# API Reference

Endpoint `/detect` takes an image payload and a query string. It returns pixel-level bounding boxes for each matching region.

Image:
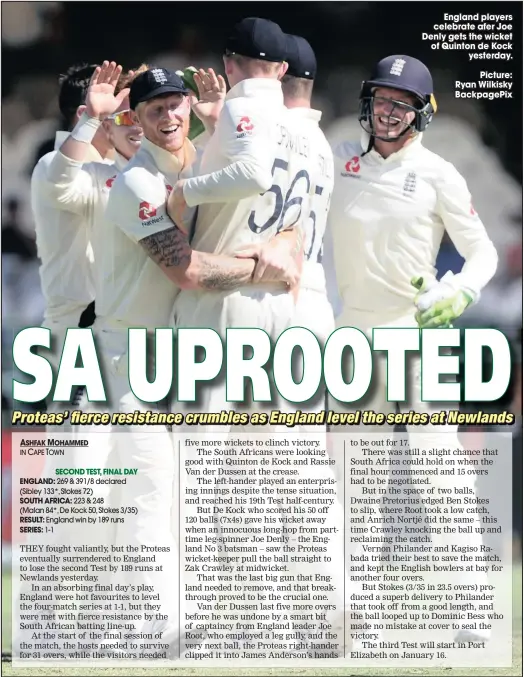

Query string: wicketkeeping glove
[176,67,206,141]
[411,271,474,329]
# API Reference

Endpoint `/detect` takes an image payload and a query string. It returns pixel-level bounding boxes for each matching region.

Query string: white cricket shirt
[329,131,498,322]
[103,137,196,328]
[31,132,109,326]
[43,147,131,323]
[285,107,334,295]
[183,78,307,255]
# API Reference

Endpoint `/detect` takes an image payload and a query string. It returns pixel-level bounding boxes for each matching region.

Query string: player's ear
[223,56,233,76]
[75,104,87,121]
[278,61,289,80]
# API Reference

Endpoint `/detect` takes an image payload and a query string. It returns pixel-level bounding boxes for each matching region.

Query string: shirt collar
[54,131,108,163]
[114,152,129,172]
[286,107,322,124]
[226,78,283,104]
[140,136,196,175]
[360,130,423,161]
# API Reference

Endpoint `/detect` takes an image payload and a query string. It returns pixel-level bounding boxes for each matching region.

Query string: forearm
[56,113,102,163]
[189,252,255,290]
[139,226,255,291]
[183,161,272,207]
[47,151,84,190]
[438,171,499,300]
[454,240,498,298]
[41,150,95,213]
[45,114,101,209]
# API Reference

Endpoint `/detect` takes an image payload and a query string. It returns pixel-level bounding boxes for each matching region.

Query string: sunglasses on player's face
[106,110,135,126]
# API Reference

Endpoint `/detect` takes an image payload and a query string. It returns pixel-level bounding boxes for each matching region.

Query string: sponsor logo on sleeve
[139,202,157,220]
[341,156,361,178]
[236,116,254,137]
[138,201,165,226]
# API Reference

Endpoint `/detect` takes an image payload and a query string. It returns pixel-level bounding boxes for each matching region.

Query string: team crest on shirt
[105,175,117,189]
[139,201,157,220]
[236,116,254,137]
[341,156,361,178]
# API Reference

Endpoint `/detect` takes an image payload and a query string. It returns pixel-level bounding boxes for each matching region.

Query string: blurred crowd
[1,2,522,417]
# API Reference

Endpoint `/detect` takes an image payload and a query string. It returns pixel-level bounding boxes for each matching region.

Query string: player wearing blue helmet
[328,55,498,649]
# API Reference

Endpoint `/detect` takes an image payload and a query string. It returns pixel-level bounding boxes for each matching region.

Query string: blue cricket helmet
[359,55,438,140]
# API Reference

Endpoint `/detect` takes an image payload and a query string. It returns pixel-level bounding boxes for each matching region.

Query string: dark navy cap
[129,68,188,110]
[285,34,316,80]
[225,17,287,63]
[363,55,433,103]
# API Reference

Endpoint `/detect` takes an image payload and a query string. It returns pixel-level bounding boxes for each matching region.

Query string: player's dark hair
[58,63,98,128]
[281,74,314,101]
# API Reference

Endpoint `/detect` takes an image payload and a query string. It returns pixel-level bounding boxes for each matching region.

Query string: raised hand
[189,68,227,131]
[85,61,130,120]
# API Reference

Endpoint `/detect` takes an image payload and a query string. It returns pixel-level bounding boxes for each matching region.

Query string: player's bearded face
[371,87,417,140]
[137,94,190,152]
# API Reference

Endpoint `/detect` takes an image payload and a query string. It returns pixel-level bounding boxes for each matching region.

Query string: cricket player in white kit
[38,59,144,553]
[280,34,335,415]
[31,63,112,373]
[278,38,351,653]
[328,55,498,644]
[100,67,299,654]
[168,18,309,417]
[44,62,143,311]
[15,64,130,659]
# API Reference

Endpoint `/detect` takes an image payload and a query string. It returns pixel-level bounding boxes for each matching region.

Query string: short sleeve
[105,165,173,243]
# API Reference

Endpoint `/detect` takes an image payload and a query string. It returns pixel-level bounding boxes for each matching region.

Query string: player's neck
[170,146,186,166]
[285,98,311,109]
[374,135,414,159]
[174,147,185,165]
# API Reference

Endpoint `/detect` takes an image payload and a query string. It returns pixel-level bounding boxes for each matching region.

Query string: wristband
[71,112,102,144]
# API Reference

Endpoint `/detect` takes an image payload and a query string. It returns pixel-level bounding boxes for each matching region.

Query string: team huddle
[31,16,497,426]
[26,15,498,658]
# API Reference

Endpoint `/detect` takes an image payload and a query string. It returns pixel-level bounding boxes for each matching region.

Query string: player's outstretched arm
[138,225,253,290]
[57,61,130,163]
[106,161,295,290]
[138,226,296,291]
[44,61,130,215]
[436,166,498,299]
[174,101,273,211]
[411,166,499,329]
